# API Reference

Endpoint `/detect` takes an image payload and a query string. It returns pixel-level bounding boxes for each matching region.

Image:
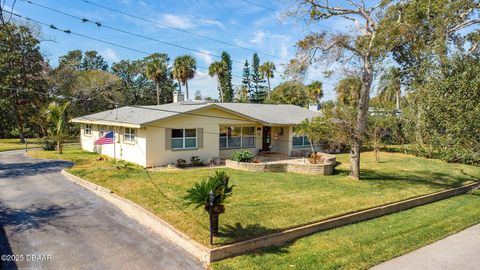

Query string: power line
[6,11,248,79]
[239,0,277,12]
[78,0,287,61]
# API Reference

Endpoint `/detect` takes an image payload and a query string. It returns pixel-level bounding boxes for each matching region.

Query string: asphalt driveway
[0,150,204,270]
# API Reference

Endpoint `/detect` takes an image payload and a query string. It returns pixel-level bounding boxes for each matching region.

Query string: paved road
[0,150,204,270]
[371,223,480,270]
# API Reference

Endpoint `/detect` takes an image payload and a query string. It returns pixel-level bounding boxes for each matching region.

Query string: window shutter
[165,128,172,150]
[197,128,204,149]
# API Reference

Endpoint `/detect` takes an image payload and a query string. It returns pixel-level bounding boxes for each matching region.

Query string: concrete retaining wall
[62,169,479,264]
[225,158,335,175]
[61,170,211,264]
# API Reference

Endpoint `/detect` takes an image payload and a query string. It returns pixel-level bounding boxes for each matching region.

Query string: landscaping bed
[27,147,480,247]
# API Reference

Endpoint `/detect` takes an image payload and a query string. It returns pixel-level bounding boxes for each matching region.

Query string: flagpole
[114,103,118,167]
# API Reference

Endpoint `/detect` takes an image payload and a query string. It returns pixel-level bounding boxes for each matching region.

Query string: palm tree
[208,61,226,102]
[173,55,197,100]
[259,61,276,96]
[335,75,362,106]
[184,171,234,236]
[46,101,70,154]
[145,53,169,105]
[378,67,401,111]
[294,117,331,163]
[306,81,323,104]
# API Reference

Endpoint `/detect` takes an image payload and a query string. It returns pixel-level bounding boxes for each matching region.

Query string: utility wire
[78,0,287,61]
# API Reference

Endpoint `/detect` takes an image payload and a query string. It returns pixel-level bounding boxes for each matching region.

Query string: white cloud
[250,31,266,45]
[102,48,119,62]
[195,49,214,66]
[159,14,195,29]
[199,19,225,29]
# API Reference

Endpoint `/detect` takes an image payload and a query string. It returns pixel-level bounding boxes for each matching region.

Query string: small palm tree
[145,53,169,105]
[259,61,276,96]
[208,61,226,102]
[184,171,234,236]
[173,55,197,100]
[295,117,331,163]
[46,101,70,154]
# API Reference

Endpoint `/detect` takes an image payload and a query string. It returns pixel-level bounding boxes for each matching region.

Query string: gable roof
[71,101,321,127]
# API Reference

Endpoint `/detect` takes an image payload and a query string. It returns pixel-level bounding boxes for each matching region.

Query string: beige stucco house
[71,99,322,167]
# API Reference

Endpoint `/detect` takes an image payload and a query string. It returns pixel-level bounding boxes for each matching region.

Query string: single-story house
[71,94,323,167]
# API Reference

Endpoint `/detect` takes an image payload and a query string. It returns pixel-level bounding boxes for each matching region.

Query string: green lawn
[212,192,480,270]
[0,138,42,152]
[27,147,480,247]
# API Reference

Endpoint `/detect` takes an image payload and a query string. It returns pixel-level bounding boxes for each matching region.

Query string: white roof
[71,101,321,126]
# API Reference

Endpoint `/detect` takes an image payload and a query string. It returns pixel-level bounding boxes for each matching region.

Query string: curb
[61,169,479,263]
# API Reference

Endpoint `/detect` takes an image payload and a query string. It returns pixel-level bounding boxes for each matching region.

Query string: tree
[81,50,108,71]
[287,1,406,179]
[145,53,170,105]
[366,114,396,162]
[234,85,249,103]
[194,90,202,100]
[219,52,234,102]
[58,50,83,70]
[45,101,70,154]
[268,80,310,107]
[259,61,276,97]
[294,117,331,163]
[111,59,157,105]
[335,76,361,106]
[0,23,48,142]
[250,53,267,103]
[241,60,252,100]
[306,80,323,104]
[184,171,234,236]
[208,61,226,102]
[173,55,197,101]
[378,67,401,111]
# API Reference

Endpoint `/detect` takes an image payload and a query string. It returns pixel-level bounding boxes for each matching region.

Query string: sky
[6,0,358,101]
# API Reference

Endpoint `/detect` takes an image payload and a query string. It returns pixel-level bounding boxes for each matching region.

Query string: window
[220,126,256,148]
[124,128,136,143]
[99,125,107,137]
[292,128,310,147]
[84,124,92,136]
[172,128,197,149]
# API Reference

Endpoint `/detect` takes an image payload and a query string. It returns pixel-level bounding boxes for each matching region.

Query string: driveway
[371,223,480,270]
[0,150,204,270]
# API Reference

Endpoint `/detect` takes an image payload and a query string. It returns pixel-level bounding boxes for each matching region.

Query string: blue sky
[8,0,356,100]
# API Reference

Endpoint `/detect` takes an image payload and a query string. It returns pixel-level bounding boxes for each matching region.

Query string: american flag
[95,131,114,145]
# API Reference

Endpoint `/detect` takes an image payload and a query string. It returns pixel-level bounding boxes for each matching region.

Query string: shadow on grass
[218,222,282,244]
[360,169,476,189]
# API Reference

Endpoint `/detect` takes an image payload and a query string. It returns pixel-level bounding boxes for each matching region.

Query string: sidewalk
[371,223,480,270]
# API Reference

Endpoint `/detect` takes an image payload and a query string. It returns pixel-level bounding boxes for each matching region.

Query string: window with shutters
[171,128,197,149]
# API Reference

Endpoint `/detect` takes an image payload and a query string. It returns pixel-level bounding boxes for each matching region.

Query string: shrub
[176,158,187,168]
[42,139,56,151]
[190,155,204,166]
[231,150,254,163]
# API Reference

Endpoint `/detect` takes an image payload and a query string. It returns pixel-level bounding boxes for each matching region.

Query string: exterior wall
[219,125,263,159]
[145,107,260,167]
[270,126,291,154]
[79,124,147,167]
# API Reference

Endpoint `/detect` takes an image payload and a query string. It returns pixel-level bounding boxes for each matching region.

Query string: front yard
[27,147,480,247]
[0,138,42,152]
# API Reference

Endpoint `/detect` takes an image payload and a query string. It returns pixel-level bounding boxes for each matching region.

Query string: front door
[262,126,271,151]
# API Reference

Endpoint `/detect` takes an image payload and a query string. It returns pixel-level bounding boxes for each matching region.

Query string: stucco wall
[79,124,147,167]
[145,107,260,166]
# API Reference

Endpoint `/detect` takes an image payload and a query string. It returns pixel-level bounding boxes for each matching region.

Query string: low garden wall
[225,153,336,175]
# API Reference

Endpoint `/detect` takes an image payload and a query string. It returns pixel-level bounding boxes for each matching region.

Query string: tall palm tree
[46,101,70,154]
[378,67,401,111]
[208,61,226,102]
[259,61,276,96]
[335,75,362,106]
[173,55,197,100]
[306,81,323,104]
[145,53,169,105]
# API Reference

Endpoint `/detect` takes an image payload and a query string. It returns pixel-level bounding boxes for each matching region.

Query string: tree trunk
[267,77,271,98]
[395,90,400,111]
[211,211,220,236]
[19,125,25,144]
[374,147,379,162]
[155,82,160,106]
[185,81,189,101]
[350,55,373,180]
[57,138,63,154]
[218,79,224,102]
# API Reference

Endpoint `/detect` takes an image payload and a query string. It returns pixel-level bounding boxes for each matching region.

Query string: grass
[0,138,42,152]
[27,147,480,247]
[212,191,480,270]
